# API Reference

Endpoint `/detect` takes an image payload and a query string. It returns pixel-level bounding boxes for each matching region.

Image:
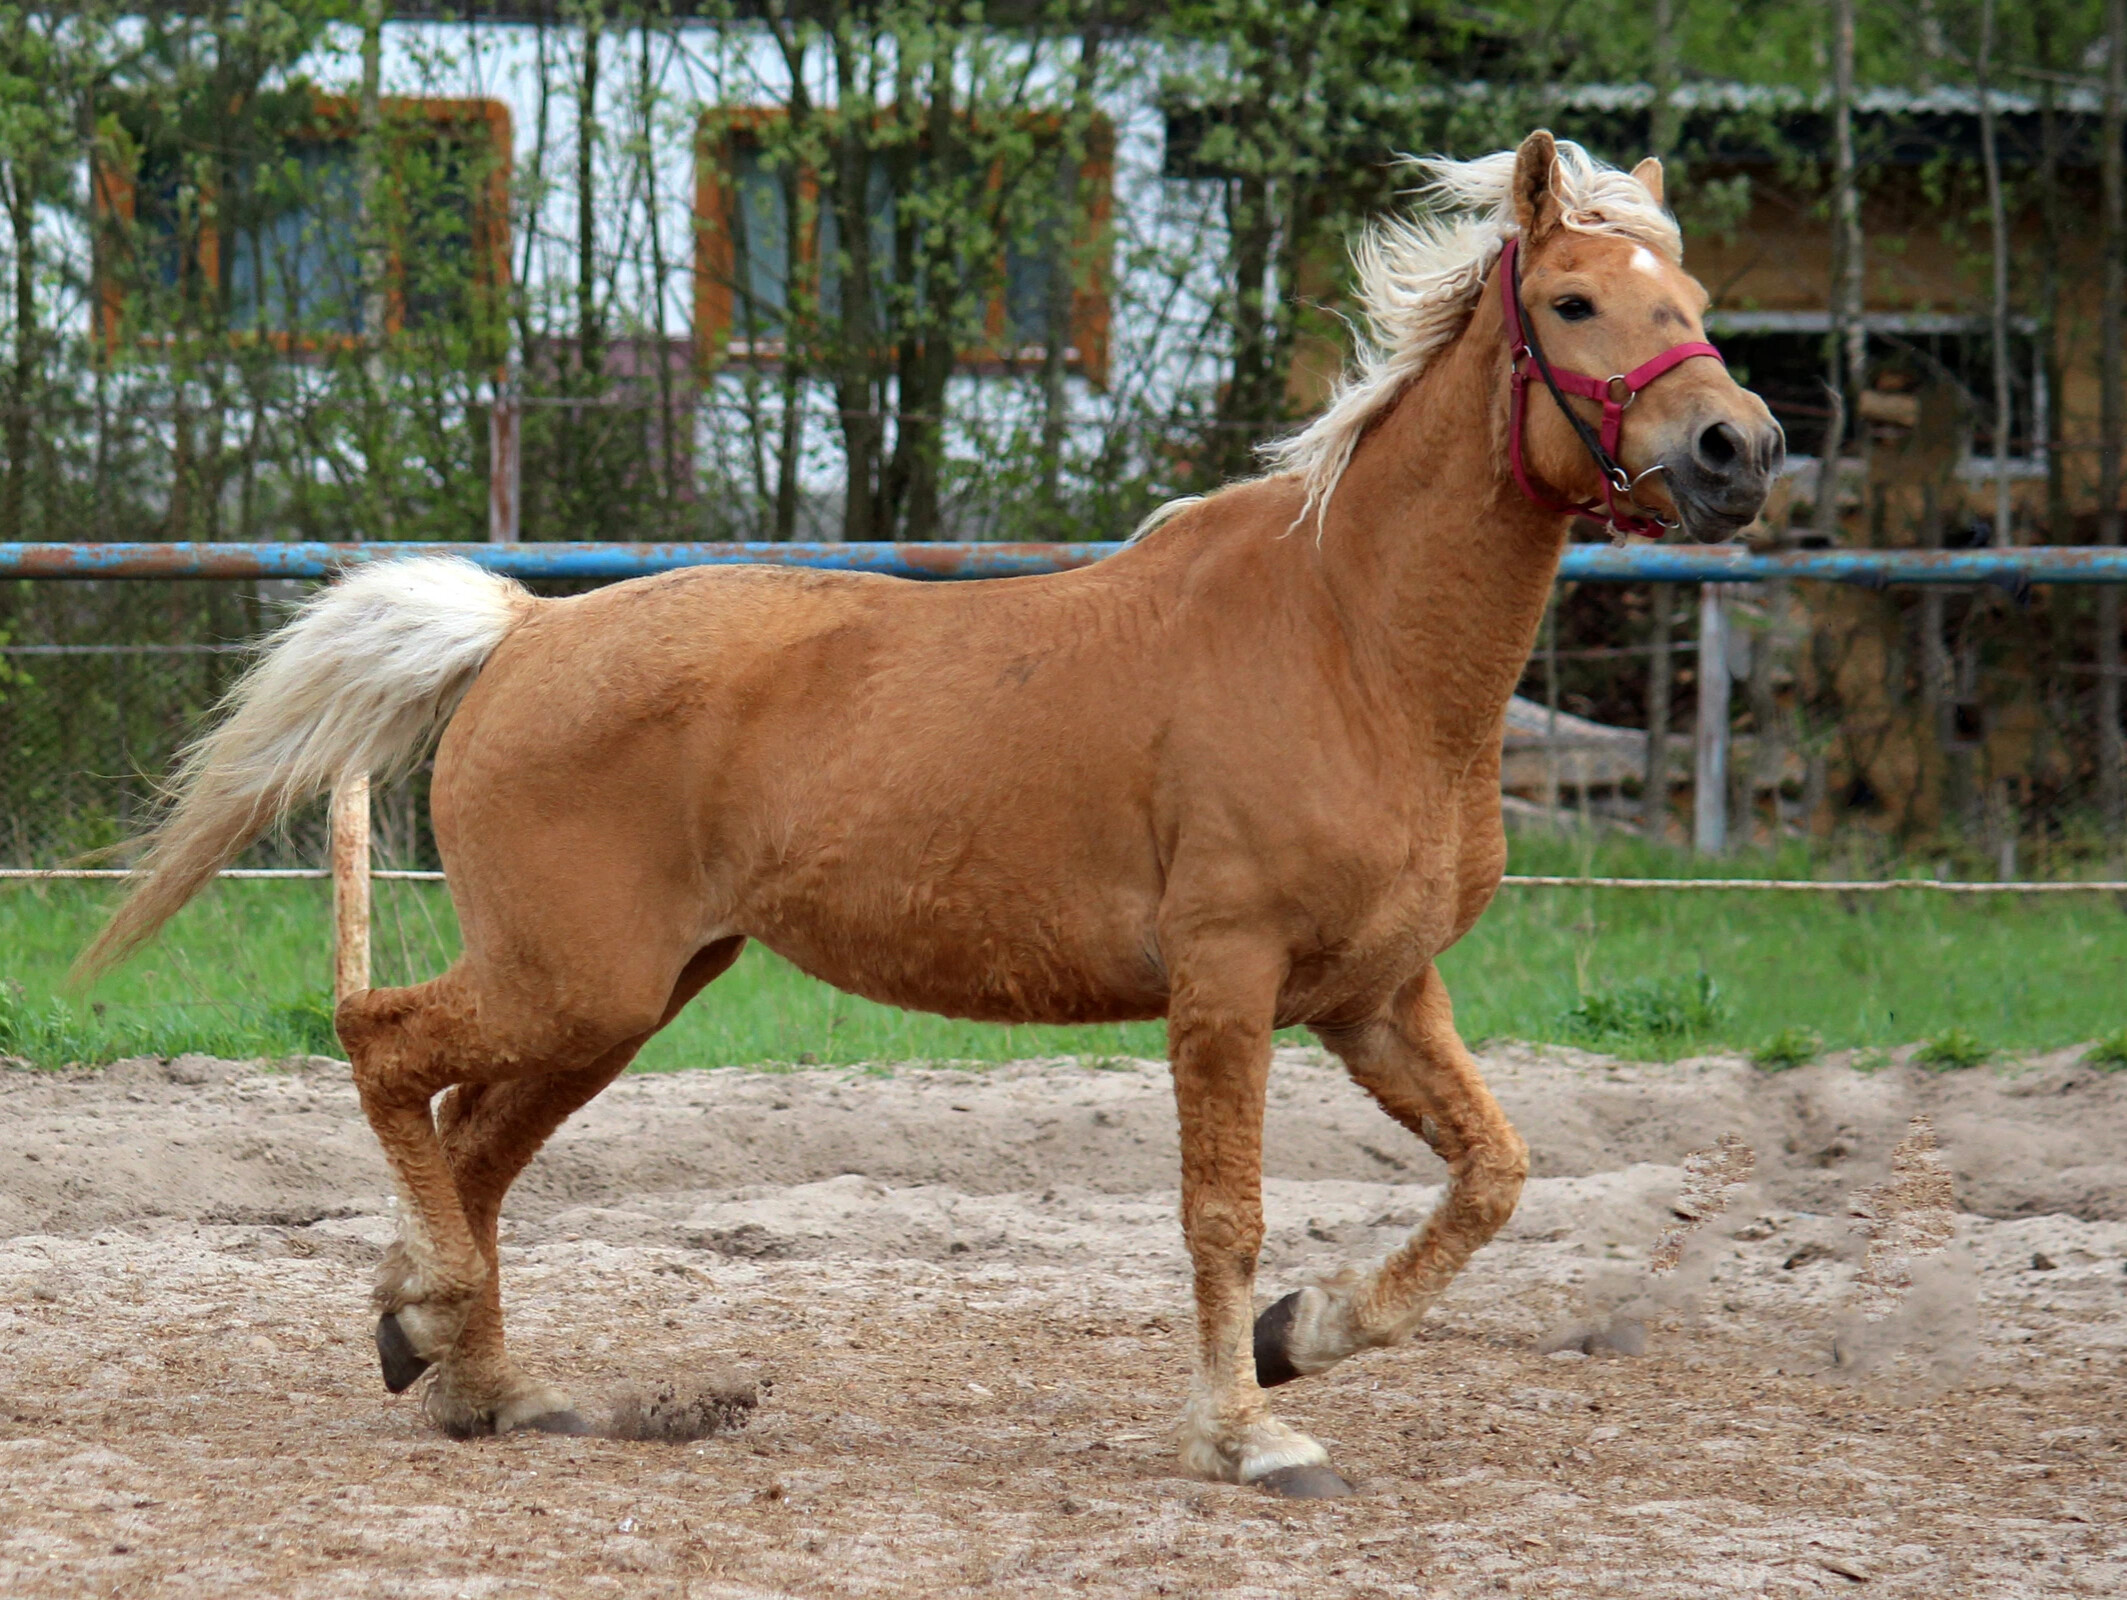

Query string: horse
[81,131,1780,1498]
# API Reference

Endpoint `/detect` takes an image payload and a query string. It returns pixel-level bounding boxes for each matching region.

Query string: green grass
[2086,1026,2127,1071]
[1913,1026,1994,1071]
[3,832,2125,1069]
[1557,970,1727,1049]
[1752,1026,1825,1072]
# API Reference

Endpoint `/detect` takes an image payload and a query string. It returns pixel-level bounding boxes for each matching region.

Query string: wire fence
[4,550,2126,881]
[1516,563,2126,878]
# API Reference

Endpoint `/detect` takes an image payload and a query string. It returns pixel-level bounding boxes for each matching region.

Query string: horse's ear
[1632,156,1666,207]
[1512,130,1560,241]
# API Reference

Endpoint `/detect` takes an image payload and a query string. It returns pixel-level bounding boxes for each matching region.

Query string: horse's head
[1504,130,1784,541]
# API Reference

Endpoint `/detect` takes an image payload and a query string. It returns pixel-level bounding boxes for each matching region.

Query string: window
[693,109,1111,383]
[229,142,362,336]
[93,95,511,352]
[1707,310,2044,473]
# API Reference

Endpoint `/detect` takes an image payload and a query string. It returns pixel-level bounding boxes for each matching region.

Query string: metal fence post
[1695,583,1730,855]
[331,773,371,1004]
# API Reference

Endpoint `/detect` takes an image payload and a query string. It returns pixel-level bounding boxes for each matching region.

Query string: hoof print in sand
[606,1379,759,1442]
[1536,1315,1648,1358]
[1257,1464,1354,1499]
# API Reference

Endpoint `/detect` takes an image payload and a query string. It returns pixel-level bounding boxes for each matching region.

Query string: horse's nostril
[1696,421,1742,473]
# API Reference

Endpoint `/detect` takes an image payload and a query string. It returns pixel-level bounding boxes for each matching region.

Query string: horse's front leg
[1167,945,1351,1497]
[1256,963,1528,1383]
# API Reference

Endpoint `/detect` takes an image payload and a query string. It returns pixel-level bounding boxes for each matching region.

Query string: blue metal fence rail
[3,541,2127,583]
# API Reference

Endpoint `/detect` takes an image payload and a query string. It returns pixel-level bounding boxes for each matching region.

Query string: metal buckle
[1605,375,1635,407]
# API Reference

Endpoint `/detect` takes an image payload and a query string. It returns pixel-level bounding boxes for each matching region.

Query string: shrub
[1753,1026,1823,1071]
[1915,1027,1992,1071]
[274,992,343,1056]
[2083,1028,2127,1072]
[0,979,82,1063]
[1561,971,1727,1047]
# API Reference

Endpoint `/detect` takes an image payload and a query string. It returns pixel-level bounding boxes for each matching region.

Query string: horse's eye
[1554,296,1595,323]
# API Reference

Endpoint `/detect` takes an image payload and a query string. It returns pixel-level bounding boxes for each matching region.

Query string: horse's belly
[760,912,1167,1025]
[737,847,1164,1025]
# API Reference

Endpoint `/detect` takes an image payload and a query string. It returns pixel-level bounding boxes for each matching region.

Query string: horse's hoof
[1253,1291,1303,1388]
[515,1409,592,1436]
[1257,1464,1354,1499]
[375,1313,433,1394]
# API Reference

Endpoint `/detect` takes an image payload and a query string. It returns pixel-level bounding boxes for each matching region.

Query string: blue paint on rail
[0,541,1113,582]
[3,541,2126,584]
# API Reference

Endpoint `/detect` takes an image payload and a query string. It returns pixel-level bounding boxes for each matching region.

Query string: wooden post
[489,392,520,544]
[1542,596,1561,826]
[331,773,372,1005]
[1694,584,1730,856]
[1643,582,1673,842]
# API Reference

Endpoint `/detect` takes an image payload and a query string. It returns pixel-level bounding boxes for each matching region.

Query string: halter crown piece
[1499,234,1725,540]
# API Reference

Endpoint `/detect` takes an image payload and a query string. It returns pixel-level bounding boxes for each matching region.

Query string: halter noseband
[1499,234,1724,540]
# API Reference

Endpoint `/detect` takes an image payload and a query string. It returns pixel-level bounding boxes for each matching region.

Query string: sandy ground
[1,1044,2123,1598]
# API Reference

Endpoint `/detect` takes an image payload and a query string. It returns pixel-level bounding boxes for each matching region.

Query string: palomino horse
[84,131,1779,1497]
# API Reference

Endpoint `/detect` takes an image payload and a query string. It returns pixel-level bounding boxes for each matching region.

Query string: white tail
[78,556,537,979]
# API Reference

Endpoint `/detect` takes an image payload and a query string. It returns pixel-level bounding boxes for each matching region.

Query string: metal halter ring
[1625,462,1682,529]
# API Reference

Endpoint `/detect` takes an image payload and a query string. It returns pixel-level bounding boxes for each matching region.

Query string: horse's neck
[1314,281,1569,753]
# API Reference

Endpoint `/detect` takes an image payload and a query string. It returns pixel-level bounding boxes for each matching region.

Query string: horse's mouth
[1670,490,1764,545]
[1681,510,1758,545]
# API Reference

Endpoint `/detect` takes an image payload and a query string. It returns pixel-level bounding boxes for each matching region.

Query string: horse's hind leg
[339,951,679,1403]
[423,938,746,1437]
[423,1055,634,1435]
[1258,964,1528,1383]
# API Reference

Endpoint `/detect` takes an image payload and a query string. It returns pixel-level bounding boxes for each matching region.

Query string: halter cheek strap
[1499,235,1724,540]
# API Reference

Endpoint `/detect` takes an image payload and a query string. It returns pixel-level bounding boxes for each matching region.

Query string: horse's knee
[1181,1189,1265,1268]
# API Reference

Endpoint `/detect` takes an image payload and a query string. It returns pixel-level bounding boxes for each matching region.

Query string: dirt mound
[4,1045,2122,1242]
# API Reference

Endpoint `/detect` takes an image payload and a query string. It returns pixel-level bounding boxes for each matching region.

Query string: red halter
[1499,235,1724,539]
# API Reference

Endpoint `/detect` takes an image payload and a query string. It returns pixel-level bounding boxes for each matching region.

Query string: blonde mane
[1262,140,1682,532]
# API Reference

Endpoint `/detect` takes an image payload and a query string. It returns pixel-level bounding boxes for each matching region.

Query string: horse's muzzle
[1662,417,1786,541]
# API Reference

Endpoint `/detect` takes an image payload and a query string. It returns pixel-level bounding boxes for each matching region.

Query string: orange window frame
[92,94,512,353]
[693,107,1112,387]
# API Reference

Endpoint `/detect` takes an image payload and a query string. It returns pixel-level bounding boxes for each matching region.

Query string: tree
[2103,0,2125,835]
[1156,0,1463,483]
[0,6,101,539]
[711,1,1112,541]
